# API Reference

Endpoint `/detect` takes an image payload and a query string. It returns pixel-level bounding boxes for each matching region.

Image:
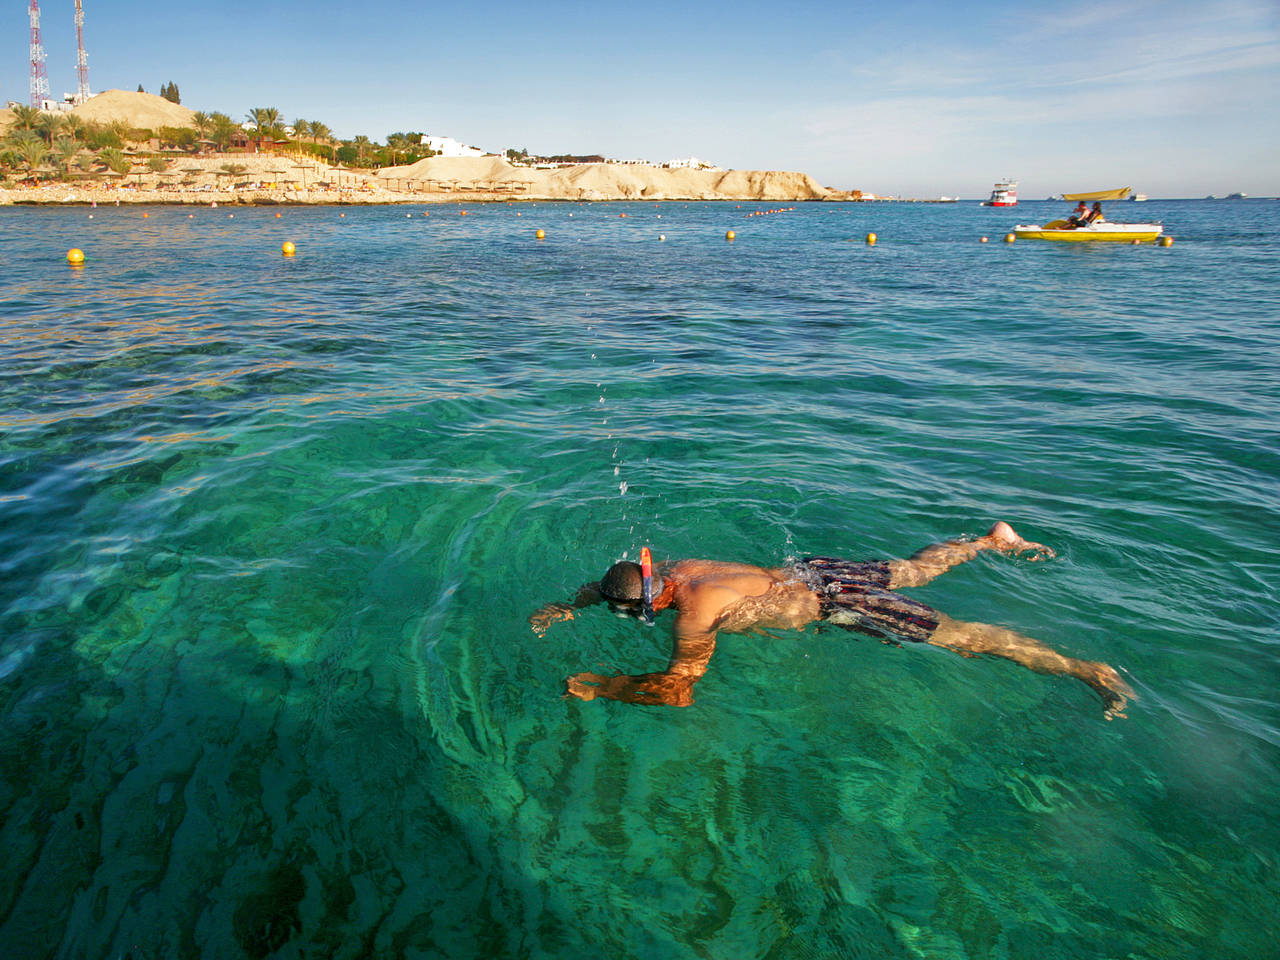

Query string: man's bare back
[530,522,1135,718]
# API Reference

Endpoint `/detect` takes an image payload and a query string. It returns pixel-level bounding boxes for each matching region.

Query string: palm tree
[98,147,130,175]
[385,132,414,166]
[17,139,49,177]
[352,135,371,165]
[291,117,308,142]
[52,137,82,178]
[246,108,268,146]
[35,113,68,145]
[264,108,283,143]
[211,113,237,151]
[10,104,40,132]
[308,121,333,161]
[191,111,211,140]
[5,130,42,150]
[246,107,281,149]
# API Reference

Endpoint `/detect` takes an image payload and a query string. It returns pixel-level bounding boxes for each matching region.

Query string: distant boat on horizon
[983,180,1018,206]
[1227,192,1247,200]
[1129,193,1148,201]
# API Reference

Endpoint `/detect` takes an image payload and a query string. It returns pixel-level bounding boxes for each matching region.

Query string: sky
[4,0,1278,198]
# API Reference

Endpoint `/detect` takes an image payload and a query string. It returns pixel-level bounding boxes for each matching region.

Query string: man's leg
[888,521,1054,589]
[928,613,1135,719]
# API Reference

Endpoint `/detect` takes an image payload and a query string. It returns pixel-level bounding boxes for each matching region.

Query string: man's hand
[564,671,696,706]
[530,603,575,636]
[565,672,608,701]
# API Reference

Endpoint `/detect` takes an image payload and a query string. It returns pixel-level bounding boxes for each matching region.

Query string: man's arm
[530,582,602,636]
[565,670,698,707]
[565,617,719,708]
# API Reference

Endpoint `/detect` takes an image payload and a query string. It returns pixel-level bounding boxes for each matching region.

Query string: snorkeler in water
[530,523,1135,719]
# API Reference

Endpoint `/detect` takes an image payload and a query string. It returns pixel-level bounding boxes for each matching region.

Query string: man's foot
[985,521,1056,560]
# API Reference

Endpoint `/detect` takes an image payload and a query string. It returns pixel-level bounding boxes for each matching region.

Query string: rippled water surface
[2,199,1278,958]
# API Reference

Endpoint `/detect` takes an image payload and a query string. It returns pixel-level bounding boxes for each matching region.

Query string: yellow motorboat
[1014,186,1164,242]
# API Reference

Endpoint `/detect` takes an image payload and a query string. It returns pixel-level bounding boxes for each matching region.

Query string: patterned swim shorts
[798,557,940,644]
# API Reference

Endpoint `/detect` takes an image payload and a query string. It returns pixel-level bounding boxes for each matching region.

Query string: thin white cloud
[824,0,1279,94]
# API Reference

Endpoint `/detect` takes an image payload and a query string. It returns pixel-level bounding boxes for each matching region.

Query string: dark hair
[599,560,665,604]
[600,561,643,602]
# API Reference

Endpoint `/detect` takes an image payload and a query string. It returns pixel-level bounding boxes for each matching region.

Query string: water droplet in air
[619,481,628,495]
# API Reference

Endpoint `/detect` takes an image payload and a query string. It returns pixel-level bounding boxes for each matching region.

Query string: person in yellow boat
[1067,201,1090,227]
[1086,201,1105,224]
[531,522,1136,719]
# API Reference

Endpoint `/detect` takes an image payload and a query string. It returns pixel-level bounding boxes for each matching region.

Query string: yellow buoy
[276,212,282,218]
[726,230,736,241]
[1004,233,1015,243]
[281,241,296,256]
[866,232,877,244]
[659,234,666,241]
[66,248,85,265]
[142,212,149,219]
[979,236,989,243]
[1159,236,1173,247]
[535,229,545,239]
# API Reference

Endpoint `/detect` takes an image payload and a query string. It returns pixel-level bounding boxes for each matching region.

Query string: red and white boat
[982,180,1018,206]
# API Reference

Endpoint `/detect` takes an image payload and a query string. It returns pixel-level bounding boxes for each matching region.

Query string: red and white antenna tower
[74,0,90,102]
[29,0,51,108]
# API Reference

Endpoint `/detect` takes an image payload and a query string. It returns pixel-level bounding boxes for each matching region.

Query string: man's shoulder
[668,559,773,580]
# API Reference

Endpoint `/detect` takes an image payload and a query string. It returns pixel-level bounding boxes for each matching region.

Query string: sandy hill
[72,90,196,129]
[379,155,533,183]
[378,155,833,201]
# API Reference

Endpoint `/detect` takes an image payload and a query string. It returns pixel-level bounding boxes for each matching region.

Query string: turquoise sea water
[2,198,1278,959]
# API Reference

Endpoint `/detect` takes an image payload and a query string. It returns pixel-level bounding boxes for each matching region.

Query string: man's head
[599,560,664,617]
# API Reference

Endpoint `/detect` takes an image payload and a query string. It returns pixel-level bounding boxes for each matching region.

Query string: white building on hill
[419,135,487,157]
[665,157,720,171]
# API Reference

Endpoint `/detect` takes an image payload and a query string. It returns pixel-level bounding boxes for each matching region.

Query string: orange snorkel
[640,547,655,624]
